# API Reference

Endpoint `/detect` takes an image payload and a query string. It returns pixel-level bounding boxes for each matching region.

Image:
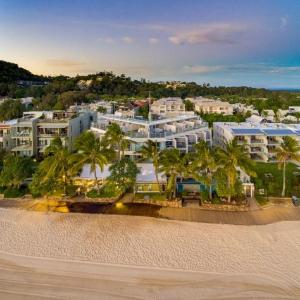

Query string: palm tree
[42,137,73,195]
[140,140,162,193]
[216,138,256,202]
[103,123,129,161]
[192,141,218,200]
[158,148,182,199]
[72,131,109,192]
[274,136,300,197]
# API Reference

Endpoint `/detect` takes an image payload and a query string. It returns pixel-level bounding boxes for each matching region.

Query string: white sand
[0,208,300,299]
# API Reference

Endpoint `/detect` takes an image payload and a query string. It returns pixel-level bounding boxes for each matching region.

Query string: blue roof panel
[231,128,263,135]
[262,129,294,136]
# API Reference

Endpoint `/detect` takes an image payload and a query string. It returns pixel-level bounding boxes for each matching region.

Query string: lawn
[252,162,300,198]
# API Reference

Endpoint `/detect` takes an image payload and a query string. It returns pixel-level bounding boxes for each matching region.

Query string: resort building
[91,113,211,158]
[150,97,187,118]
[188,97,233,115]
[213,122,300,162]
[10,111,93,157]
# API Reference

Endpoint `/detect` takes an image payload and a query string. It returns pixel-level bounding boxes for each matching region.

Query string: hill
[0,60,44,83]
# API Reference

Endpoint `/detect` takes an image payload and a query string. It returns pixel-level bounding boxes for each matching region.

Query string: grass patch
[87,186,121,199]
[252,162,300,197]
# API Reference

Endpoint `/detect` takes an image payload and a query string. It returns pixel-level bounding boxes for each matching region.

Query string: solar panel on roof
[262,129,294,136]
[231,128,263,135]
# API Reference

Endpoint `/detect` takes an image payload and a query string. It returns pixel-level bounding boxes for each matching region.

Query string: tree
[0,99,24,121]
[108,157,139,193]
[294,112,300,122]
[158,148,182,199]
[140,140,162,193]
[192,141,218,200]
[274,136,300,197]
[97,106,107,114]
[103,123,129,161]
[72,131,109,191]
[184,99,194,111]
[0,154,35,188]
[32,138,73,196]
[215,138,256,202]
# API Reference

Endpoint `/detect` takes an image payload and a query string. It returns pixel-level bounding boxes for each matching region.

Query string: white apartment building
[10,111,93,157]
[150,97,187,118]
[91,113,211,158]
[213,122,300,162]
[188,97,233,115]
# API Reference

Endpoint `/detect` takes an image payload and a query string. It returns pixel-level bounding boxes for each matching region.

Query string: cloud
[122,36,134,44]
[148,37,159,45]
[183,65,224,74]
[183,63,300,75]
[280,16,288,28]
[168,23,246,45]
[46,59,85,67]
[98,37,115,44]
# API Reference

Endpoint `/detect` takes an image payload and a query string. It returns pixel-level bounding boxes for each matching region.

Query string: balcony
[11,131,32,138]
[250,138,264,144]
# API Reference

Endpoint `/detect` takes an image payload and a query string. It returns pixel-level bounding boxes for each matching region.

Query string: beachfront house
[74,163,167,193]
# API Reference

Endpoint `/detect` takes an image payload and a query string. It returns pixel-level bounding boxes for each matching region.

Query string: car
[292,196,300,207]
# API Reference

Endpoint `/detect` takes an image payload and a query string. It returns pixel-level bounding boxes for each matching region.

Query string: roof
[78,163,166,183]
[232,128,263,135]
[262,129,295,136]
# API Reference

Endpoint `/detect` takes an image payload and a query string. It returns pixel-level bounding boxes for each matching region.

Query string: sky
[1,0,300,88]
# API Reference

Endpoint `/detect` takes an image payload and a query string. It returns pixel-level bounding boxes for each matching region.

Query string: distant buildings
[188,97,233,115]
[213,122,300,162]
[150,97,188,118]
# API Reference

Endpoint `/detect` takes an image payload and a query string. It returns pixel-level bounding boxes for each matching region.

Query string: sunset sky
[1,0,300,88]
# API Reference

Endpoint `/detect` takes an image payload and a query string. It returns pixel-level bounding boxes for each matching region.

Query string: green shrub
[4,187,26,198]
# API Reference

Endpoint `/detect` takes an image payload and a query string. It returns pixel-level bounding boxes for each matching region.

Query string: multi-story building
[188,97,233,115]
[150,97,187,118]
[91,113,211,158]
[0,120,16,151]
[10,111,93,157]
[213,122,300,162]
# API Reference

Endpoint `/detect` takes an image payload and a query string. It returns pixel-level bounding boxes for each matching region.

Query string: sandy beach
[0,207,300,299]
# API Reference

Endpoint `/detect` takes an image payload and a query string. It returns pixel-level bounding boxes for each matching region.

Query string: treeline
[1,60,300,117]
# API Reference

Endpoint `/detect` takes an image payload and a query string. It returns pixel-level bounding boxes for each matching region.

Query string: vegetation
[0,99,24,121]
[0,154,35,189]
[274,137,300,196]
[72,131,109,191]
[103,123,129,161]
[215,138,256,202]
[140,140,162,193]
[107,157,139,193]
[252,162,300,198]
[198,112,248,127]
[158,148,182,199]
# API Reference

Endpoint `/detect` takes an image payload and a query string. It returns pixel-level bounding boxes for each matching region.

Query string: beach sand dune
[0,208,299,299]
